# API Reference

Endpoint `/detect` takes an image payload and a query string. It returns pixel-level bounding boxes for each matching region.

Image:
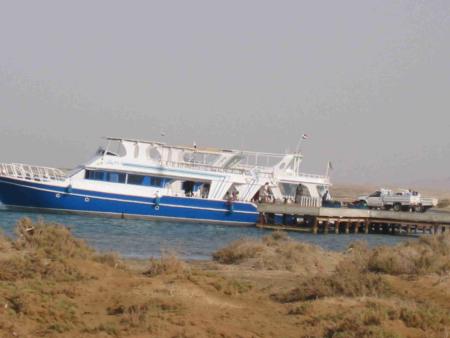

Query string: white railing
[164,160,247,175]
[0,163,66,183]
[284,171,329,180]
[282,196,322,207]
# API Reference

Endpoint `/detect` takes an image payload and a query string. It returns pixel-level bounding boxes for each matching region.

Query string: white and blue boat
[0,137,331,225]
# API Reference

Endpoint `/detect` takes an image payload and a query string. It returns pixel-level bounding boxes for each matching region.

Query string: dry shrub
[0,254,46,281]
[323,317,401,338]
[368,246,420,275]
[255,241,316,271]
[0,231,10,252]
[397,305,450,331]
[0,219,103,282]
[273,263,387,303]
[261,230,289,246]
[0,253,86,282]
[2,288,80,335]
[14,218,93,259]
[82,322,120,336]
[298,300,403,338]
[212,238,265,264]
[106,297,183,333]
[287,302,311,316]
[209,277,252,295]
[417,232,450,255]
[273,233,450,310]
[368,233,450,275]
[213,232,340,273]
[94,252,126,269]
[144,253,186,277]
[108,303,150,328]
[373,301,450,332]
[273,244,387,302]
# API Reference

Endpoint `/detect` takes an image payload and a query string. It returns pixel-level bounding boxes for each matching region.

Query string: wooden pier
[257,204,450,235]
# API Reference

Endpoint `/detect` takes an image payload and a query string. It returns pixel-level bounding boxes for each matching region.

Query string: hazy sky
[0,0,449,188]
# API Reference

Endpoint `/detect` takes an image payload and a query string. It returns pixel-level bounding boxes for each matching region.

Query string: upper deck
[101,137,330,184]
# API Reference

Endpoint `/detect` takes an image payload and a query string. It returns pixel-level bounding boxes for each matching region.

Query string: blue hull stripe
[4,204,256,225]
[0,176,258,225]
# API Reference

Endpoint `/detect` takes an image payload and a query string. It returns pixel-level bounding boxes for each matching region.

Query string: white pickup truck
[357,189,438,212]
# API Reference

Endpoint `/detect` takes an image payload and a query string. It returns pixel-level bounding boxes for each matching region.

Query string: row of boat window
[85,170,167,188]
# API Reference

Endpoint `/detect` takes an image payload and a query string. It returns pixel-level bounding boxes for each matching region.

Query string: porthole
[84,197,90,202]
[55,193,61,198]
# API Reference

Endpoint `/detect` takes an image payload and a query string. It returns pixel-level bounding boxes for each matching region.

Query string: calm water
[0,209,414,260]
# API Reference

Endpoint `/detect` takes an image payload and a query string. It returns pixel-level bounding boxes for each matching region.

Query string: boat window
[85,170,167,187]
[128,174,151,186]
[107,172,126,183]
[127,174,165,187]
[152,177,163,187]
[85,170,126,183]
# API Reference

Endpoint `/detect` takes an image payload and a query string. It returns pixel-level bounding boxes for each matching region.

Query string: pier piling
[256,204,450,236]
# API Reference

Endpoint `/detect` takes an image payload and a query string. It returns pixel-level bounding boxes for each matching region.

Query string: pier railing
[297,196,322,207]
[0,163,66,183]
[262,196,322,208]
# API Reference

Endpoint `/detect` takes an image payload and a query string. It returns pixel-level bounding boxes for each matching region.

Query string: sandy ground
[1,219,450,337]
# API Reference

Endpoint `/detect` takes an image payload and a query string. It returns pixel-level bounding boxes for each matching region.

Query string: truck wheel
[393,203,401,212]
[358,200,367,208]
[414,205,423,213]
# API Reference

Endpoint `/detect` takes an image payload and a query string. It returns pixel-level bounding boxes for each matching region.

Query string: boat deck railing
[289,172,329,180]
[164,161,328,182]
[164,160,248,175]
[0,163,66,183]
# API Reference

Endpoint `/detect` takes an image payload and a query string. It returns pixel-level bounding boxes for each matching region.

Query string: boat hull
[0,176,258,225]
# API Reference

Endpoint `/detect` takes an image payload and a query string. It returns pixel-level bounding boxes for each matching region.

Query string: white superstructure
[69,137,331,206]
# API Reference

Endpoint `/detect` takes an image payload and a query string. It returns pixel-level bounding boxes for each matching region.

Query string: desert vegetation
[1,219,450,337]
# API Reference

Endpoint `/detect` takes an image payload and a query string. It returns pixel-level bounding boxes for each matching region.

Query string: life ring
[155,205,160,211]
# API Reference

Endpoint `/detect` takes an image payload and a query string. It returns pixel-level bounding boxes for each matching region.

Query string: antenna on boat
[295,133,308,153]
[325,161,333,178]
[294,134,308,175]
